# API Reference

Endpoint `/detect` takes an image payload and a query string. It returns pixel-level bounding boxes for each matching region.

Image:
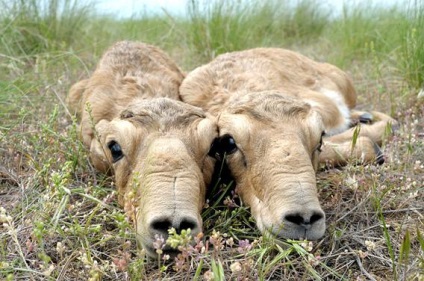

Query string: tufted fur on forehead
[225,91,312,122]
[67,41,184,120]
[97,41,183,78]
[120,98,206,128]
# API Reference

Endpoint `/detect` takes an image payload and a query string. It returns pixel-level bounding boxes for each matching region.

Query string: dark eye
[208,134,238,161]
[108,141,124,162]
[220,134,238,154]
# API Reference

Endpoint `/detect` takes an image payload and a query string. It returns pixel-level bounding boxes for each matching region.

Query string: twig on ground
[347,246,377,281]
[335,193,369,223]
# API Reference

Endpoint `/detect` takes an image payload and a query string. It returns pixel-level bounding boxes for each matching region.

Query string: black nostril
[310,213,324,224]
[285,212,324,226]
[179,219,197,232]
[150,217,198,234]
[151,218,172,233]
[285,214,305,225]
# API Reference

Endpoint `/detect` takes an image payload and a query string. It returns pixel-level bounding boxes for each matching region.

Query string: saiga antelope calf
[68,41,218,257]
[180,48,397,240]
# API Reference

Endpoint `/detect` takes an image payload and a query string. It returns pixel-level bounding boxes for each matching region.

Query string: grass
[399,0,424,89]
[185,0,329,62]
[0,0,94,56]
[0,0,423,280]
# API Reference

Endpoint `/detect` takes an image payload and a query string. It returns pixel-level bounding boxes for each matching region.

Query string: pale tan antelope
[68,41,218,257]
[180,48,397,240]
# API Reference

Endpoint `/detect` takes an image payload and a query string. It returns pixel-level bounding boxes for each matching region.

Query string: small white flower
[203,270,214,281]
[365,240,376,251]
[344,175,358,189]
[226,237,234,247]
[230,261,242,273]
[56,242,66,256]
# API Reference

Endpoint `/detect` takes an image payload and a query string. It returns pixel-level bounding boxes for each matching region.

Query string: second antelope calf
[180,48,397,241]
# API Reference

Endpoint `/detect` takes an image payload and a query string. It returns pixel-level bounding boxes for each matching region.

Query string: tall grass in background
[317,0,423,91]
[76,15,182,60]
[186,0,251,59]
[185,0,328,61]
[399,0,424,89]
[323,3,406,67]
[0,0,94,57]
[0,0,97,132]
[185,0,424,91]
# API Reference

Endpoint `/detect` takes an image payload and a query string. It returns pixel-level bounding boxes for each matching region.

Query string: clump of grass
[186,0,253,60]
[398,0,424,89]
[185,0,328,62]
[120,17,175,43]
[324,3,406,67]
[0,0,94,56]
[323,0,424,92]
[275,0,329,42]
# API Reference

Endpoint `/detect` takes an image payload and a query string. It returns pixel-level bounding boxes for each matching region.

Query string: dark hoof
[359,112,373,124]
[373,143,385,165]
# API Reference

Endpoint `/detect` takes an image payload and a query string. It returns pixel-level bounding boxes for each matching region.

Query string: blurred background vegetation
[0,0,423,85]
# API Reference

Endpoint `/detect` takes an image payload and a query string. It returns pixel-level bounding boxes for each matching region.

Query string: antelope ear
[67,79,89,117]
[89,119,113,174]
